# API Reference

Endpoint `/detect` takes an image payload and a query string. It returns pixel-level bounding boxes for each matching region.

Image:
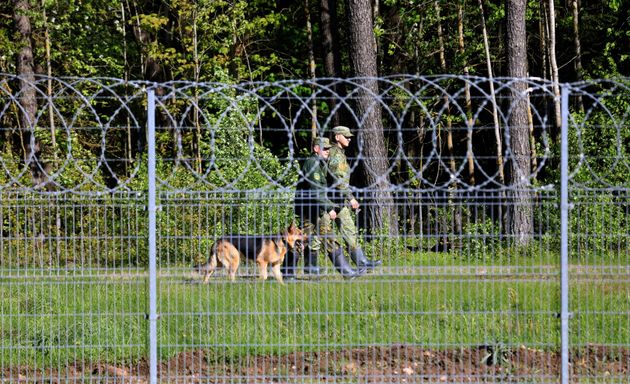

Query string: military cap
[331,125,354,137]
[312,137,332,149]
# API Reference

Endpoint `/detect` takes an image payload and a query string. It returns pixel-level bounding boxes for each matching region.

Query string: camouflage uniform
[327,144,359,251]
[294,141,338,254]
[327,126,381,271]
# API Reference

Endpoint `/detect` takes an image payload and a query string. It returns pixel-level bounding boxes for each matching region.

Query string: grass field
[1,250,628,370]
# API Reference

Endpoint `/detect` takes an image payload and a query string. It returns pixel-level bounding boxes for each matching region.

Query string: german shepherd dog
[196,224,306,284]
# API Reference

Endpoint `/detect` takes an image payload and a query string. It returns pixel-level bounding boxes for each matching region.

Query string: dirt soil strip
[2,345,627,383]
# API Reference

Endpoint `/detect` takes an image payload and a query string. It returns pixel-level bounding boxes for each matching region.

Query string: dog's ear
[288,222,297,232]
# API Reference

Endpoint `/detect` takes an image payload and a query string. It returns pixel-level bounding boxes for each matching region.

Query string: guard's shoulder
[302,156,318,171]
[328,147,342,160]
[303,156,317,165]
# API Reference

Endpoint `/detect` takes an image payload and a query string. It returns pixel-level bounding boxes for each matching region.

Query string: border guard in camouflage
[283,137,363,279]
[328,126,382,270]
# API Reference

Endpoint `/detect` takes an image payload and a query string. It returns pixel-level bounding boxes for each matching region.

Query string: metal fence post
[560,84,570,384]
[147,87,158,384]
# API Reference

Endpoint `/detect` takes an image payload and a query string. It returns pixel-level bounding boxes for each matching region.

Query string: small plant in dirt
[481,342,510,367]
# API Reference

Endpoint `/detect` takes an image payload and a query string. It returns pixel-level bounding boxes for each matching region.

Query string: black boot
[281,249,300,280]
[328,248,365,279]
[350,247,382,269]
[303,246,321,276]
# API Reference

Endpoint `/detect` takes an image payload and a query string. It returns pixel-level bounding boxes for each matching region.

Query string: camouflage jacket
[295,155,336,219]
[327,145,356,204]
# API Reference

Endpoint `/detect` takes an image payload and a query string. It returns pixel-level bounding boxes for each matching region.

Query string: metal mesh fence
[0,75,628,382]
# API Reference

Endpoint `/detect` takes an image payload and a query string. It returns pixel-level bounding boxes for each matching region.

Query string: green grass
[1,267,628,369]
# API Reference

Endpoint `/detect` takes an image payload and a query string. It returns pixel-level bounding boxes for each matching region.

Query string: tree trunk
[506,0,533,245]
[479,0,507,234]
[192,8,202,173]
[372,0,380,67]
[346,0,398,235]
[435,0,462,247]
[548,0,562,133]
[42,0,56,166]
[14,0,44,186]
[479,0,505,186]
[539,0,548,81]
[42,0,61,259]
[306,0,318,139]
[458,2,475,187]
[121,1,133,172]
[320,0,344,127]
[572,0,584,112]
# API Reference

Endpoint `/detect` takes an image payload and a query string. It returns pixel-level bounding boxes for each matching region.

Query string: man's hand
[350,198,360,210]
[328,209,337,220]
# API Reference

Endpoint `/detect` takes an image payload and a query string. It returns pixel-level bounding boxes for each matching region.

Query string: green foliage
[537,192,628,258]
[537,95,629,256]
[0,150,24,187]
[2,0,628,269]
[461,218,502,259]
[39,0,127,77]
[0,193,148,268]
[0,27,16,73]
[570,102,629,188]
[580,1,630,78]
[572,196,628,257]
[4,0,628,82]
[37,128,108,191]
[151,0,295,82]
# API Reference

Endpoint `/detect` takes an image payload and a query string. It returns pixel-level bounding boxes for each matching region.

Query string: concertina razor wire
[1,74,628,193]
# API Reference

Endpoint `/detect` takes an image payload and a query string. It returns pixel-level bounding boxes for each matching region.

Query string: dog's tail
[194,243,219,275]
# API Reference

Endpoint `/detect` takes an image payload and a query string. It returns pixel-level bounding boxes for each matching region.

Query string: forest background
[3,1,628,84]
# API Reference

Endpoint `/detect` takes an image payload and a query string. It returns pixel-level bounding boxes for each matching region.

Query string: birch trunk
[479,0,505,186]
[572,0,584,112]
[305,0,318,139]
[435,0,462,246]
[458,2,475,187]
[548,0,562,132]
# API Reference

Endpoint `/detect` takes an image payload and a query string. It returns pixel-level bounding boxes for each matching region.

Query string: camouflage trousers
[334,206,359,251]
[302,212,338,254]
